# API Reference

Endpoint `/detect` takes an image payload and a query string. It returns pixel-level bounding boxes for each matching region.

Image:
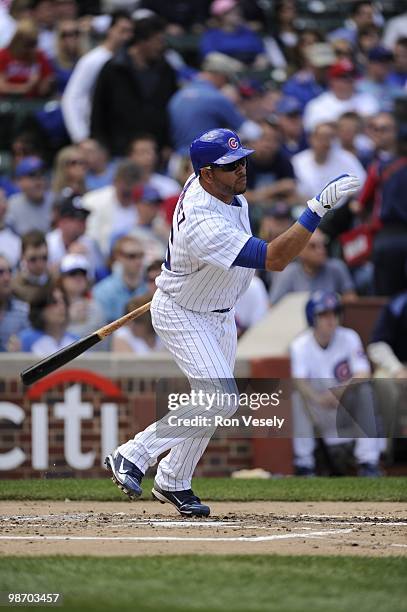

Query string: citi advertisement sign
[0,370,121,471]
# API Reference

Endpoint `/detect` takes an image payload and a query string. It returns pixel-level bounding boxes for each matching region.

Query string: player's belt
[212,308,232,313]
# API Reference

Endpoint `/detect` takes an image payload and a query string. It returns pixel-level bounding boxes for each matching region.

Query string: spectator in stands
[127,134,180,199]
[6,157,53,235]
[270,228,356,305]
[11,229,54,304]
[93,235,147,323]
[61,10,134,143]
[0,254,29,351]
[245,119,297,206]
[30,0,57,59]
[368,290,407,379]
[0,18,53,98]
[383,13,407,51]
[79,139,116,192]
[168,52,261,154]
[140,0,209,35]
[145,258,162,294]
[355,25,382,71]
[369,134,407,296]
[10,131,43,174]
[0,188,21,269]
[90,15,177,156]
[124,185,168,265]
[291,291,383,477]
[303,60,379,133]
[357,46,395,111]
[51,145,87,197]
[388,37,407,89]
[329,1,378,47]
[200,0,267,68]
[83,160,142,257]
[292,122,366,202]
[57,253,105,340]
[269,0,300,68]
[336,112,372,168]
[282,42,336,112]
[112,294,162,354]
[46,192,104,278]
[16,285,77,355]
[275,96,308,159]
[364,111,397,164]
[51,19,84,95]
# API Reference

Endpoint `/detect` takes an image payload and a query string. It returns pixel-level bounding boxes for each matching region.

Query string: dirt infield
[0,500,406,557]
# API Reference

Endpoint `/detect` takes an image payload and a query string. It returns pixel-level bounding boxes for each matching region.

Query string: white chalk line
[0,529,353,543]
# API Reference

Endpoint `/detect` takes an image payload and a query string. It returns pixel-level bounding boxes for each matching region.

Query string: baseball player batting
[105,128,361,517]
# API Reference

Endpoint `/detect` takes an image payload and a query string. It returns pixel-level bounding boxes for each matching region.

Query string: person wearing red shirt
[0,18,53,98]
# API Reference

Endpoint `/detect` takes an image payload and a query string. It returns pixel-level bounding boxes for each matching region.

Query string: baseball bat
[20,300,152,387]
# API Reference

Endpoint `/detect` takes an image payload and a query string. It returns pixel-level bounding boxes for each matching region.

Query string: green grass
[0,477,406,502]
[0,556,406,612]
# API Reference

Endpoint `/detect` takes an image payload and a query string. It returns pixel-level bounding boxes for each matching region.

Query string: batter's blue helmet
[305,291,342,326]
[190,128,254,176]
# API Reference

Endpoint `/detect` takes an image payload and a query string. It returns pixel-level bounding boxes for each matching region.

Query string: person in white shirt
[0,188,20,269]
[290,290,384,477]
[83,160,142,257]
[292,122,366,202]
[61,10,134,143]
[112,294,163,354]
[303,59,379,133]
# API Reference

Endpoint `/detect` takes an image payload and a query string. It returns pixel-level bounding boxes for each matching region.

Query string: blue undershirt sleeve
[232,236,267,269]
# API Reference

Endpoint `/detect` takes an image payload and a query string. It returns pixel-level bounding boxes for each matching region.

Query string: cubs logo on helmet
[228,137,239,150]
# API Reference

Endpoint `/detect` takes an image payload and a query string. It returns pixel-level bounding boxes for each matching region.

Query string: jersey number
[164,178,190,270]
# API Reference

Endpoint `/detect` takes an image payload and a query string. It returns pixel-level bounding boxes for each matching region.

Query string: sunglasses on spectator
[0,267,12,275]
[206,158,247,173]
[65,159,86,166]
[25,170,44,178]
[371,124,393,132]
[60,30,80,38]
[120,251,144,259]
[26,254,47,263]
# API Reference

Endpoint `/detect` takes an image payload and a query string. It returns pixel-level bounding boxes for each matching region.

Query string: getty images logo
[0,370,122,471]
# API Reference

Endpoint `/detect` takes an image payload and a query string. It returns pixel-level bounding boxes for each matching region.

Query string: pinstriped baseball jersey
[156,174,255,312]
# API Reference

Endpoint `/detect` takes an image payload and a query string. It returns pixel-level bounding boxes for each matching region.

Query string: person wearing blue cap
[5,157,53,236]
[276,96,308,159]
[357,46,396,110]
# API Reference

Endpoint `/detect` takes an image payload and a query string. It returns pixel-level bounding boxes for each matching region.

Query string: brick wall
[0,371,253,479]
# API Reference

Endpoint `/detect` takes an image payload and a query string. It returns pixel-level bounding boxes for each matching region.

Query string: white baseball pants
[118,289,239,490]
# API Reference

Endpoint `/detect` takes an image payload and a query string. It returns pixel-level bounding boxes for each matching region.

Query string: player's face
[203,157,248,199]
[314,311,339,340]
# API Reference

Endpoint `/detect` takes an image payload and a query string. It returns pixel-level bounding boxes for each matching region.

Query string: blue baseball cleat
[152,482,210,517]
[104,450,144,499]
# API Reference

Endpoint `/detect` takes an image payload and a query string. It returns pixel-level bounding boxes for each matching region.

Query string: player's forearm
[265,222,311,271]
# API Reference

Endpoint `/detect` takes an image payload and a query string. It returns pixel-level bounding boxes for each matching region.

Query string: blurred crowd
[0,0,406,359]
